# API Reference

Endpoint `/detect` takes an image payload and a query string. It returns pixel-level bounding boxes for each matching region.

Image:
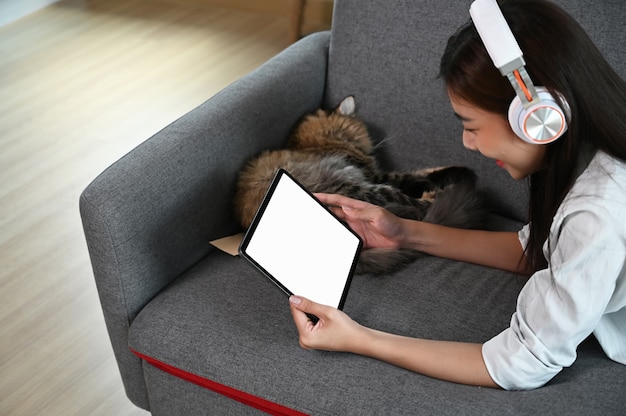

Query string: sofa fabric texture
[80,0,626,414]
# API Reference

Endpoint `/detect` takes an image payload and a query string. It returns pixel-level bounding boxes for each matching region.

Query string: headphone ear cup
[508,87,570,144]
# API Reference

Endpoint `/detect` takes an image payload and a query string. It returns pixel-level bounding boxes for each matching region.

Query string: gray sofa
[80,0,626,414]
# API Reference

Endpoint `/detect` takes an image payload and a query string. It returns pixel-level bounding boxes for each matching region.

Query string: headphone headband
[470,0,538,107]
[469,0,524,73]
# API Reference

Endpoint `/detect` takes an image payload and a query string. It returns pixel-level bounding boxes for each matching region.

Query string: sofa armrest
[79,31,330,408]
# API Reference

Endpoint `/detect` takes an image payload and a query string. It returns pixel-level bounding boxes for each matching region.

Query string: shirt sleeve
[518,223,530,249]
[483,206,624,390]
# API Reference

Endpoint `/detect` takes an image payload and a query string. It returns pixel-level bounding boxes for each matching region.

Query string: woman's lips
[496,160,505,168]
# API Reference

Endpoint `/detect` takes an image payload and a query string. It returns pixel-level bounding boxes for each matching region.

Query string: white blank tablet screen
[240,170,361,309]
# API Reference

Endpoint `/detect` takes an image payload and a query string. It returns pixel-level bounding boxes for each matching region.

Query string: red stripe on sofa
[131,349,309,416]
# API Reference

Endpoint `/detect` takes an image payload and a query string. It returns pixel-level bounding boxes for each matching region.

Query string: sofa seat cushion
[129,244,626,415]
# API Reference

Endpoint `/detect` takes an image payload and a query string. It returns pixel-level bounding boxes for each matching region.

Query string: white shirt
[482,151,626,390]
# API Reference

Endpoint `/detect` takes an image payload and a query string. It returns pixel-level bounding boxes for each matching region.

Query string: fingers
[315,193,379,223]
[289,295,326,318]
[314,193,370,210]
[289,295,361,353]
[289,296,332,350]
[289,296,315,330]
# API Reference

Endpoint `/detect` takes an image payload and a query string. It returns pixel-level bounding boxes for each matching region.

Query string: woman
[289,0,626,390]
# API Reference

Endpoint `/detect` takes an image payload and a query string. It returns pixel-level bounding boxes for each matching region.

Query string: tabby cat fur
[234,96,486,274]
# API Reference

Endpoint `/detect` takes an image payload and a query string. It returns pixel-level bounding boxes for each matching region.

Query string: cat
[233,96,486,274]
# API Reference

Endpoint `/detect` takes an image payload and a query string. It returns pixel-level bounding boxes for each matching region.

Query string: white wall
[0,0,59,27]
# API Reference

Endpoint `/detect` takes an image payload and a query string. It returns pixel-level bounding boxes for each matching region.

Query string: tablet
[239,169,362,309]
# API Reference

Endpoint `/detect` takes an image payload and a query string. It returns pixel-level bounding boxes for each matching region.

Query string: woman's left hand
[289,295,364,352]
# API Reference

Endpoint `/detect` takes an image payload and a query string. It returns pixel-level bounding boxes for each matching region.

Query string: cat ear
[337,96,356,116]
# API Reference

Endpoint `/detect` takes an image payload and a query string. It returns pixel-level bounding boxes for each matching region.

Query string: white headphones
[470,0,571,144]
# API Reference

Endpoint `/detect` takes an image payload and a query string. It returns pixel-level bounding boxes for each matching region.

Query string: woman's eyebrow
[454,112,473,122]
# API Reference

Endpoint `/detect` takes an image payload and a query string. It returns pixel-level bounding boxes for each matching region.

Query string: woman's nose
[462,132,477,150]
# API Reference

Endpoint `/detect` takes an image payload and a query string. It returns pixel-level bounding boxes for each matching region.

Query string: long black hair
[439,0,626,271]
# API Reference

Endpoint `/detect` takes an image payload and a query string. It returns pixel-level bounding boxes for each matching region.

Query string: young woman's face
[448,92,547,180]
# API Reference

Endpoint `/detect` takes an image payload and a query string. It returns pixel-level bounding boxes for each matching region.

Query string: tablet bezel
[238,169,362,310]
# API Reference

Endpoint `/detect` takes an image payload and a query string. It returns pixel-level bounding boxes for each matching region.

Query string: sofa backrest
[324,0,625,222]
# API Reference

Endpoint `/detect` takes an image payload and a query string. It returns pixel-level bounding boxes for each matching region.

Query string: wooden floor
[0,0,315,414]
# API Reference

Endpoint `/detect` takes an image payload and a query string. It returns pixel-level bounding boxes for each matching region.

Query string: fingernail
[289,295,301,305]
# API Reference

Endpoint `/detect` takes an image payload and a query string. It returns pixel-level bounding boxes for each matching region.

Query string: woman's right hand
[314,193,408,250]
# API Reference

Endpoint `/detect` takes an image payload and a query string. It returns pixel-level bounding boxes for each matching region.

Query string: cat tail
[356,248,424,275]
[422,183,487,229]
